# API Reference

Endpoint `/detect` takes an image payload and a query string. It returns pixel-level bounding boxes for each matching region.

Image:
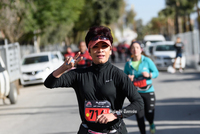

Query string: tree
[32,0,84,46]
[72,0,124,44]
[135,19,144,41]
[159,7,175,39]
[0,0,36,43]
[165,0,181,34]
[177,0,195,32]
[166,0,195,34]
[125,7,136,30]
[92,0,123,26]
[0,0,85,46]
[0,0,125,46]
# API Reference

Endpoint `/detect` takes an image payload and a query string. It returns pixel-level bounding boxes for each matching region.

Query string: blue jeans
[176,53,182,58]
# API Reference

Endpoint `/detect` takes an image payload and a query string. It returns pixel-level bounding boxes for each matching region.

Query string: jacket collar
[92,61,110,73]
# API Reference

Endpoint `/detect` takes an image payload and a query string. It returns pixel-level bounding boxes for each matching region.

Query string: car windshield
[155,45,175,51]
[22,55,49,65]
[150,41,163,43]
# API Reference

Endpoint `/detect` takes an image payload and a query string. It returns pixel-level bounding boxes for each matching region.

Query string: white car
[152,41,186,70]
[20,51,64,86]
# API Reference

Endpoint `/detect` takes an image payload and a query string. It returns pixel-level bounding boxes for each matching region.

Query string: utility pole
[195,0,200,65]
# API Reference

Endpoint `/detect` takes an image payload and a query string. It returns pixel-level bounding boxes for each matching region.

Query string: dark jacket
[44,61,144,132]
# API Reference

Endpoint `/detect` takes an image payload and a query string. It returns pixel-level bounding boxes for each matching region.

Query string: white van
[143,35,165,57]
[143,35,165,44]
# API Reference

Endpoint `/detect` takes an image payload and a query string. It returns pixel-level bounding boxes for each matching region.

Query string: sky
[125,0,166,25]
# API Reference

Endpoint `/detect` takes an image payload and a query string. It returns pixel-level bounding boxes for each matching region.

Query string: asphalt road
[0,62,200,134]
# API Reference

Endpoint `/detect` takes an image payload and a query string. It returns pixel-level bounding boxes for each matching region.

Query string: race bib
[133,76,147,88]
[84,100,111,122]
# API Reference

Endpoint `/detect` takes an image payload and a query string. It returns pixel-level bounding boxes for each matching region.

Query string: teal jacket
[124,55,159,93]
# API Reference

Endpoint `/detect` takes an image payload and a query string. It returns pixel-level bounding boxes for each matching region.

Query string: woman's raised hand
[53,52,83,78]
[64,52,83,69]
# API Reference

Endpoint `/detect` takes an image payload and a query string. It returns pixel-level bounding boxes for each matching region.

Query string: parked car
[20,51,64,86]
[0,56,18,104]
[152,41,186,70]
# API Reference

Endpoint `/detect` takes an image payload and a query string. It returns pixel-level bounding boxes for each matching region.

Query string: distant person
[122,41,130,62]
[117,43,123,61]
[111,46,117,63]
[75,41,92,68]
[124,41,159,134]
[64,47,75,59]
[173,37,184,73]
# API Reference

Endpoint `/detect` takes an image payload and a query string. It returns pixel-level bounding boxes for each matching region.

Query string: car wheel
[8,83,18,104]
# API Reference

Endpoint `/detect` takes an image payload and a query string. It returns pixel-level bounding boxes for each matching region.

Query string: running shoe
[179,68,183,73]
[150,123,156,134]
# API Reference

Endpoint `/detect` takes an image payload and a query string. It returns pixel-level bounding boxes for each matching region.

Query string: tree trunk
[196,0,200,64]
[187,14,192,31]
[175,4,179,34]
[196,0,200,34]
[183,15,186,33]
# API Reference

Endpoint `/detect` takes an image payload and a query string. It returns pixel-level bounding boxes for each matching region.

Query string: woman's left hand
[142,72,151,78]
[95,113,117,124]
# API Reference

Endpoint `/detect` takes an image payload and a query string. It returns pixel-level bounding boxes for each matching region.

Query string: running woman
[44,26,144,134]
[124,41,159,134]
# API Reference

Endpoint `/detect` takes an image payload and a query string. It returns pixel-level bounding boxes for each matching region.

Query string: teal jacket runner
[124,55,159,93]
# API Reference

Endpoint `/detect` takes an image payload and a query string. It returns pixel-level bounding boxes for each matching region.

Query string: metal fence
[0,42,21,82]
[172,29,200,71]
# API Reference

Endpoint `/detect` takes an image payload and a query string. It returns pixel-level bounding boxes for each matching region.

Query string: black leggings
[136,92,156,134]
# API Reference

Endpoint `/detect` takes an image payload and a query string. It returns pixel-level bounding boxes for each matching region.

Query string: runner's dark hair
[85,26,113,48]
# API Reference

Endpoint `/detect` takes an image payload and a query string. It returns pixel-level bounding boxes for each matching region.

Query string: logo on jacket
[105,79,112,83]
[143,67,147,70]
[86,101,92,107]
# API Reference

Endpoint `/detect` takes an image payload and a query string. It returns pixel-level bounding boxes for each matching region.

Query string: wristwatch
[113,110,122,119]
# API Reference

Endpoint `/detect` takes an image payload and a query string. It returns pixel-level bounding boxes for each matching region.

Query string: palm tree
[159,7,174,39]
[166,0,196,33]
[165,0,180,34]
[178,0,195,32]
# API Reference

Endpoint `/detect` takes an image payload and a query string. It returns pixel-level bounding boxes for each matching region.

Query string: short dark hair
[130,41,142,48]
[85,26,113,48]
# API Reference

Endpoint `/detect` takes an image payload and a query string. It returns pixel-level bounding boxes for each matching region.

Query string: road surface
[0,62,200,134]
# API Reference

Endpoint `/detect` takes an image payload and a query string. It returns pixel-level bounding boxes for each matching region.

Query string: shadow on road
[0,104,79,116]
[159,71,200,82]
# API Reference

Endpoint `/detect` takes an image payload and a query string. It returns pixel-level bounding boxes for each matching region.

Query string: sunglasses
[91,36,109,41]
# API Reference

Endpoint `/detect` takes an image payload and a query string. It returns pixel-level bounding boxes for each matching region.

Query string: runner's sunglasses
[90,36,109,41]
